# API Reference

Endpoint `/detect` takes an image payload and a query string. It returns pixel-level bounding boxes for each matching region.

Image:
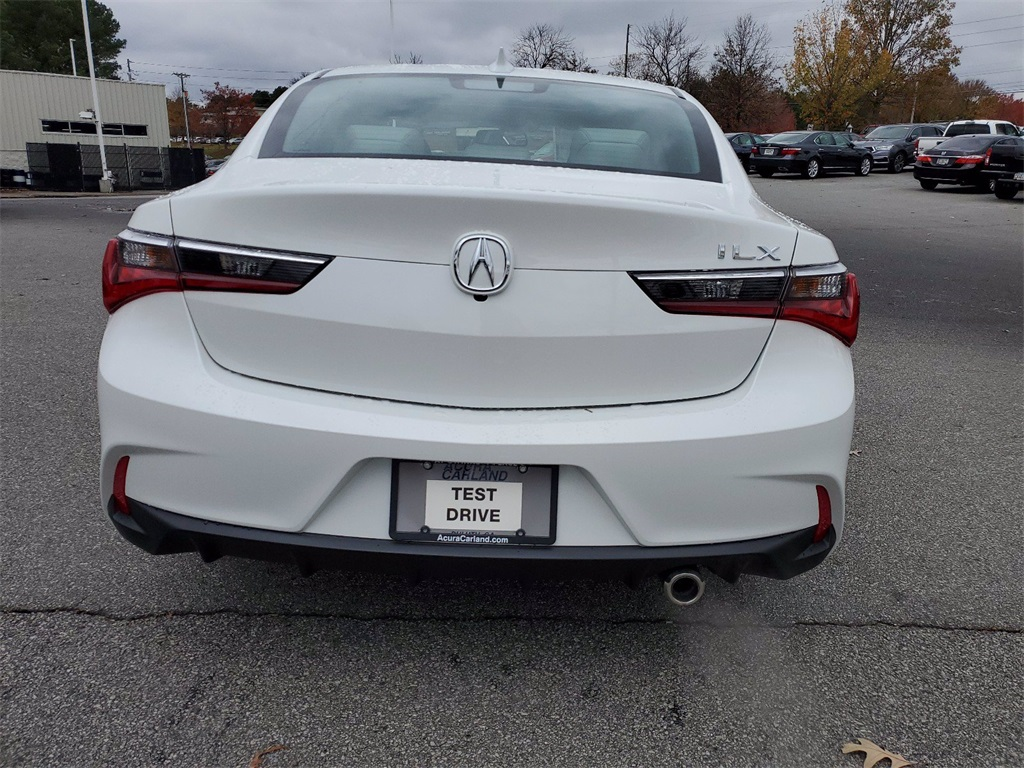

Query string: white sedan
[99,61,858,606]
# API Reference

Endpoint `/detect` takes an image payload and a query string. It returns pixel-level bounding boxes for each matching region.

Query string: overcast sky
[105,0,1023,98]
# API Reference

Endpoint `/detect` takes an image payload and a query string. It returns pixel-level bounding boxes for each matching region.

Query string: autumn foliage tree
[786,4,888,128]
[200,82,259,140]
[846,0,960,122]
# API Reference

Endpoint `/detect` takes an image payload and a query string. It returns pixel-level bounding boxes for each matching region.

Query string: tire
[975,178,996,193]
[802,158,821,179]
[856,156,872,176]
[757,169,775,178]
[994,182,1019,200]
[890,153,906,173]
[919,179,938,190]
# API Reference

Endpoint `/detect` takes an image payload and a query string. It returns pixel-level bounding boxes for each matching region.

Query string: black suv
[856,124,943,173]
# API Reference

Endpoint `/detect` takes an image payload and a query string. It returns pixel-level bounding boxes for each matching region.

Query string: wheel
[975,178,996,193]
[994,182,1019,199]
[802,158,821,179]
[890,153,906,173]
[757,169,775,178]
[919,179,938,190]
[856,156,872,176]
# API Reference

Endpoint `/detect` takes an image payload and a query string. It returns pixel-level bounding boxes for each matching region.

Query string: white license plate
[390,461,558,545]
[424,479,522,533]
[936,158,950,165]
[763,147,777,155]
[1014,172,1024,181]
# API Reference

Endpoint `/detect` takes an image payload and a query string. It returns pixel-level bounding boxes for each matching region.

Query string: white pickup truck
[916,120,1022,155]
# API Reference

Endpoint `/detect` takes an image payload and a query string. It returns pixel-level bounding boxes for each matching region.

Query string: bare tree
[511,24,579,69]
[631,13,705,91]
[704,15,779,130]
[390,52,424,64]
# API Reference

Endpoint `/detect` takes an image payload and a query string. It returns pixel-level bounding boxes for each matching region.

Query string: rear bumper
[751,157,804,174]
[99,294,854,557]
[913,165,983,185]
[108,497,837,583]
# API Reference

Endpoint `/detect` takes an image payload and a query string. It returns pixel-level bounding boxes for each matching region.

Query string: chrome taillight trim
[792,263,847,278]
[119,228,174,248]
[635,269,788,282]
[174,238,329,265]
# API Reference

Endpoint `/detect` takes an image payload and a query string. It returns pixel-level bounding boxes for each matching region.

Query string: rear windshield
[866,126,909,139]
[934,135,996,151]
[260,73,721,181]
[945,123,992,137]
[767,132,810,144]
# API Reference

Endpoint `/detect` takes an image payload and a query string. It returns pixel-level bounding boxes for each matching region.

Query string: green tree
[846,0,960,123]
[251,86,288,110]
[0,0,125,79]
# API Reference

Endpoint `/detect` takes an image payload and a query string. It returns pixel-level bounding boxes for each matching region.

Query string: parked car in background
[915,119,1021,156]
[751,130,872,179]
[98,64,859,604]
[913,134,1012,191]
[204,158,227,177]
[724,132,766,171]
[857,124,943,172]
[982,136,1024,199]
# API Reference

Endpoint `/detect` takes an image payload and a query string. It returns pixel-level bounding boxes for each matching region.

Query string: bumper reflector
[113,456,131,516]
[814,485,832,543]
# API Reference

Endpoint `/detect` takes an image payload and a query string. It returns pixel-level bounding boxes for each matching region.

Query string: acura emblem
[452,234,512,295]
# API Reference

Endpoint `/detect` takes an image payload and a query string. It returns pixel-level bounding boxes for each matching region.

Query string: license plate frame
[763,147,777,156]
[1014,172,1024,181]
[390,460,558,545]
[935,158,950,166]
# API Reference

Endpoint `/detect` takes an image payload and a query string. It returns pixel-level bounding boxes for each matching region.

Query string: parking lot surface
[1,173,1021,767]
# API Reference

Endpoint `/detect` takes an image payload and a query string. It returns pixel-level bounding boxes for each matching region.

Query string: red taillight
[953,155,985,165]
[780,148,800,156]
[103,231,331,313]
[632,265,860,347]
[813,485,832,543]
[984,147,992,166]
[918,155,932,164]
[112,456,131,516]
[102,235,180,313]
[780,269,860,346]
[750,145,760,155]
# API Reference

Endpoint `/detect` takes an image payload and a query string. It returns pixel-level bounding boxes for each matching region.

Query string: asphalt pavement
[1,173,1021,767]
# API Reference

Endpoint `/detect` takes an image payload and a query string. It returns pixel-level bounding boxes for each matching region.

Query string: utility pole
[80,0,113,191]
[69,39,78,76]
[174,72,192,149]
[126,59,134,82]
[624,24,631,78]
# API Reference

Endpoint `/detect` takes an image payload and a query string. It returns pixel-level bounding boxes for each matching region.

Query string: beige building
[1,69,170,173]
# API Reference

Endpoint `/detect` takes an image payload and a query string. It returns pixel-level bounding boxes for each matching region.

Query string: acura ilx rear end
[99,63,858,602]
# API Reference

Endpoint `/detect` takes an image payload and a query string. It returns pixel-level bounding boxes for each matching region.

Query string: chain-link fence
[24,143,205,192]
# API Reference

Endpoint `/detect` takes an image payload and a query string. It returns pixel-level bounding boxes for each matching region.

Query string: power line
[961,38,1023,49]
[949,13,1023,26]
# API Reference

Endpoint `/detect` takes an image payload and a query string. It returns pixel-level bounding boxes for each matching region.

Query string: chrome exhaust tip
[663,569,706,606]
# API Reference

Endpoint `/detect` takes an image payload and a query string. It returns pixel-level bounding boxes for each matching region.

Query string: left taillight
[103,229,331,313]
[631,263,860,346]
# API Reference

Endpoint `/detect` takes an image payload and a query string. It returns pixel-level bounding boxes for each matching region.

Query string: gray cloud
[108,0,1023,97]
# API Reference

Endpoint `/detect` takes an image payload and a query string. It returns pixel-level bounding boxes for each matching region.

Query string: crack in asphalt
[2,606,1021,634]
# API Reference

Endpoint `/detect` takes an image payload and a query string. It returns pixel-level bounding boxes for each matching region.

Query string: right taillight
[631,263,860,346]
[103,229,332,313]
[780,265,859,346]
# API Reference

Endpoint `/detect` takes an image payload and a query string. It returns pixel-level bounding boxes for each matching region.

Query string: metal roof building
[1,69,170,173]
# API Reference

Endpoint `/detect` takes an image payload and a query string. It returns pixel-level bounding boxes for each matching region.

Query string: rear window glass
[260,74,721,181]
[945,123,992,137]
[767,132,810,144]
[935,135,995,151]
[866,126,909,139]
